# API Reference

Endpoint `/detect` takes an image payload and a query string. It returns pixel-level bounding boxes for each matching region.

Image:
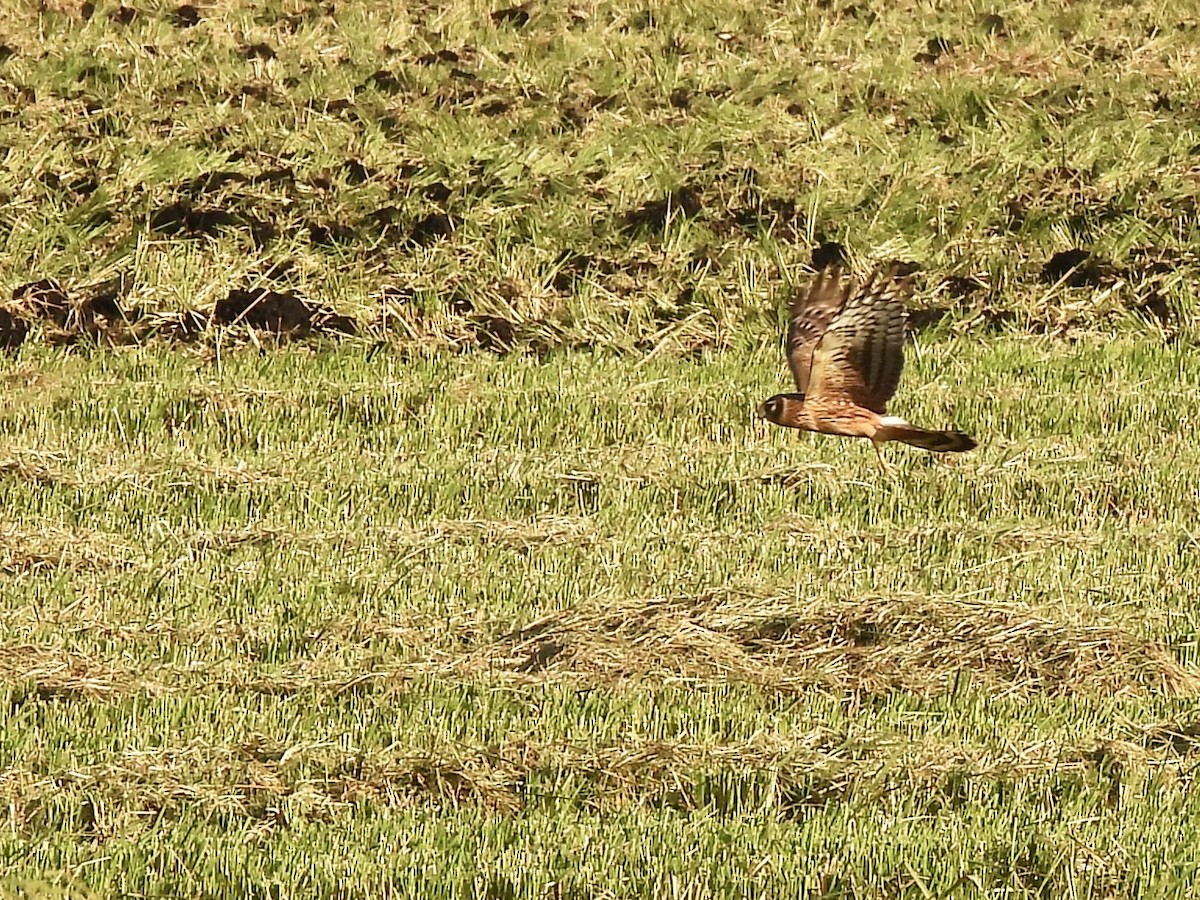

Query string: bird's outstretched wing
[801,267,911,413]
[786,266,852,395]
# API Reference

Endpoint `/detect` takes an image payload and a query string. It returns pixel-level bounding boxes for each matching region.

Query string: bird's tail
[877,422,977,453]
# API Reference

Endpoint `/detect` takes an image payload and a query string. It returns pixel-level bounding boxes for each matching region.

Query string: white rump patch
[879,416,909,426]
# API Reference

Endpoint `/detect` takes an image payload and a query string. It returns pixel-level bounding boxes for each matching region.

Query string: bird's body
[759,266,976,463]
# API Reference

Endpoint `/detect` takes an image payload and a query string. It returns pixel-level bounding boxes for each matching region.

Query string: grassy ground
[2,0,1200,897]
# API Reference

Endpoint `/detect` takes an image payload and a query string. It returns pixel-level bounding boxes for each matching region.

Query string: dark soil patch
[13,279,72,328]
[308,220,359,246]
[558,91,615,130]
[363,69,409,95]
[8,278,135,344]
[1126,246,1195,277]
[1129,290,1174,330]
[551,251,595,292]
[416,49,461,66]
[310,97,354,115]
[979,13,1007,35]
[811,241,849,270]
[148,310,208,341]
[0,308,29,351]
[914,36,954,64]
[620,185,703,235]
[941,275,987,300]
[1142,722,1200,754]
[491,5,530,27]
[906,306,953,332]
[467,314,517,352]
[214,288,357,336]
[45,172,100,199]
[85,276,133,321]
[478,98,512,116]
[379,285,418,307]
[1040,249,1113,286]
[242,42,276,60]
[149,199,276,247]
[171,3,200,27]
[885,259,921,278]
[1036,246,1190,341]
[727,196,801,238]
[405,212,455,247]
[687,247,721,276]
[363,206,405,241]
[342,159,373,184]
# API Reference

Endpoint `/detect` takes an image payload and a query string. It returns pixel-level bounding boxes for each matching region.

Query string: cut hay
[460,590,1199,698]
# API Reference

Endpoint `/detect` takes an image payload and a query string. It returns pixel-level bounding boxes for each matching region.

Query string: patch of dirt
[979,13,1007,36]
[458,591,1200,698]
[620,184,703,235]
[557,88,615,130]
[1141,721,1200,754]
[491,5,530,27]
[170,3,200,27]
[148,309,208,341]
[363,205,405,241]
[885,259,921,278]
[7,278,134,344]
[149,199,276,246]
[914,36,955,64]
[12,279,72,327]
[242,42,276,61]
[1041,248,1113,286]
[342,158,373,184]
[905,306,953,331]
[706,167,803,238]
[2,271,360,347]
[1030,244,1187,337]
[179,171,246,196]
[1129,290,1174,330]
[550,250,595,292]
[416,49,462,66]
[405,212,456,246]
[811,241,849,270]
[465,314,517,352]
[214,288,357,336]
[0,308,29,350]
[726,195,801,237]
[1125,245,1198,277]
[308,220,359,246]
[941,274,988,300]
[362,68,410,95]
[902,274,1018,333]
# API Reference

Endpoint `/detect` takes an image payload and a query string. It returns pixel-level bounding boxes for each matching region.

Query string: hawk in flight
[758,266,976,466]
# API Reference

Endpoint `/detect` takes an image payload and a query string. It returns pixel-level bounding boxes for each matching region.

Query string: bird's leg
[871,440,895,476]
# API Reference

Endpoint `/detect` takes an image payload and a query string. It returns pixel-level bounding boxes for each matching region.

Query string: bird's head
[757,393,806,427]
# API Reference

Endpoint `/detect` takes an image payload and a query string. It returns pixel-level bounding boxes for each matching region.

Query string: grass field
[3,0,1200,897]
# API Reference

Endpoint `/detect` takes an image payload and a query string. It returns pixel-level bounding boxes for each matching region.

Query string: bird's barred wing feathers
[785,266,853,395]
[802,267,911,413]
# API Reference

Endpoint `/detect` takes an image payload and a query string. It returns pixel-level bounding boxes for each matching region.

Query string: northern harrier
[758,266,976,467]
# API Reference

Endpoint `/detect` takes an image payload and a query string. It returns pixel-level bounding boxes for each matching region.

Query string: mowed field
[4,0,1200,897]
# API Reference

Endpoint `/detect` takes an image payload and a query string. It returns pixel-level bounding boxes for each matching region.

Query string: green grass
[4,339,1200,897]
[2,0,1200,897]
